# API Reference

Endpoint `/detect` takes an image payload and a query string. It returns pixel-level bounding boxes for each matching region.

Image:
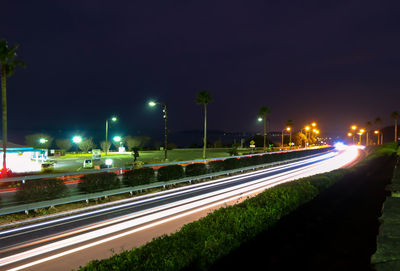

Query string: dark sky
[1,1,400,144]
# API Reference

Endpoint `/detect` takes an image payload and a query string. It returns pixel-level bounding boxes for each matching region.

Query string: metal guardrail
[0,151,330,216]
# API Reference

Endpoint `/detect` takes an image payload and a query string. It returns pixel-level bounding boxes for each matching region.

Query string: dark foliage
[78,172,120,193]
[16,178,68,203]
[157,165,184,182]
[185,163,207,177]
[123,168,155,187]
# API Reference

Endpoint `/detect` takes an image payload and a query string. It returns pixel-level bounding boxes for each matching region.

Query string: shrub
[157,165,184,182]
[123,168,155,187]
[185,163,207,177]
[16,178,68,203]
[78,172,120,193]
[208,160,225,173]
[227,147,238,156]
[223,158,239,170]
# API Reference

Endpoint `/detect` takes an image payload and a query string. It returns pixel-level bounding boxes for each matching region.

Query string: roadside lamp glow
[351,125,357,130]
[374,130,379,134]
[257,117,263,122]
[148,99,168,160]
[347,132,352,137]
[39,138,48,144]
[305,126,310,131]
[286,127,291,131]
[105,116,118,155]
[113,136,121,142]
[359,129,365,133]
[105,158,113,166]
[316,130,320,134]
[72,136,82,144]
[311,122,316,127]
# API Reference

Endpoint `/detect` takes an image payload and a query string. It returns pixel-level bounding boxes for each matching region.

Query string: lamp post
[351,125,357,145]
[72,136,82,152]
[374,130,380,145]
[258,116,269,152]
[359,129,365,145]
[287,127,292,149]
[149,101,168,160]
[105,116,117,156]
[347,132,353,144]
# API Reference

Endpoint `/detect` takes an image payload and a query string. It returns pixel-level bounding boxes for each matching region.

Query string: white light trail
[0,151,335,238]
[1,148,359,270]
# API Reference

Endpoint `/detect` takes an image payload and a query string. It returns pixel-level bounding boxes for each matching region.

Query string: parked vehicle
[92,149,101,161]
[83,159,93,169]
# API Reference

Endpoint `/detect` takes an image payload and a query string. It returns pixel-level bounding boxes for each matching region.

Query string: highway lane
[0,146,360,271]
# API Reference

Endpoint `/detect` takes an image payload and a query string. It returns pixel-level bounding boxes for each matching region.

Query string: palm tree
[258,106,271,152]
[391,111,399,143]
[196,90,213,159]
[366,121,372,146]
[0,40,25,174]
[375,117,382,145]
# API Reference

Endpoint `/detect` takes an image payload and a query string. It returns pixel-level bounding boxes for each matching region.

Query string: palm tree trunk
[395,119,398,142]
[203,104,207,159]
[1,66,7,171]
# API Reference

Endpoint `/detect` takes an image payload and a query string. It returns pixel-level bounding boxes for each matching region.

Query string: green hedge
[78,172,120,193]
[123,168,155,187]
[208,160,225,173]
[157,165,184,182]
[222,158,239,170]
[78,168,345,271]
[16,179,68,203]
[185,163,207,177]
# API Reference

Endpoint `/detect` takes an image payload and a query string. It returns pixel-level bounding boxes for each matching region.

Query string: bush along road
[209,146,398,271]
[77,146,400,271]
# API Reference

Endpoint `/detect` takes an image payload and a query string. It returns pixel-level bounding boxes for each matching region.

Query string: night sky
[2,1,400,145]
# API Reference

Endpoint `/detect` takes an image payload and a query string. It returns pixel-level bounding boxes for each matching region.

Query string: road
[0,146,360,271]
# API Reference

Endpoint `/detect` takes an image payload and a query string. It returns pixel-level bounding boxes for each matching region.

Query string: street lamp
[257,116,269,152]
[286,127,292,149]
[105,116,117,156]
[72,136,82,152]
[149,100,168,160]
[358,129,365,145]
[39,138,48,144]
[374,130,382,145]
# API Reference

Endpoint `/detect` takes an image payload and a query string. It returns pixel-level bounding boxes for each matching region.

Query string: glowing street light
[39,138,48,144]
[72,136,82,144]
[113,136,121,142]
[72,136,82,152]
[358,129,365,145]
[148,101,157,107]
[148,100,168,160]
[257,117,263,122]
[351,125,357,131]
[374,130,382,145]
[311,122,317,127]
[105,116,118,156]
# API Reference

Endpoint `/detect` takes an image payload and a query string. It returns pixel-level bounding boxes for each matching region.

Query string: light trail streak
[0,151,335,238]
[1,148,358,270]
